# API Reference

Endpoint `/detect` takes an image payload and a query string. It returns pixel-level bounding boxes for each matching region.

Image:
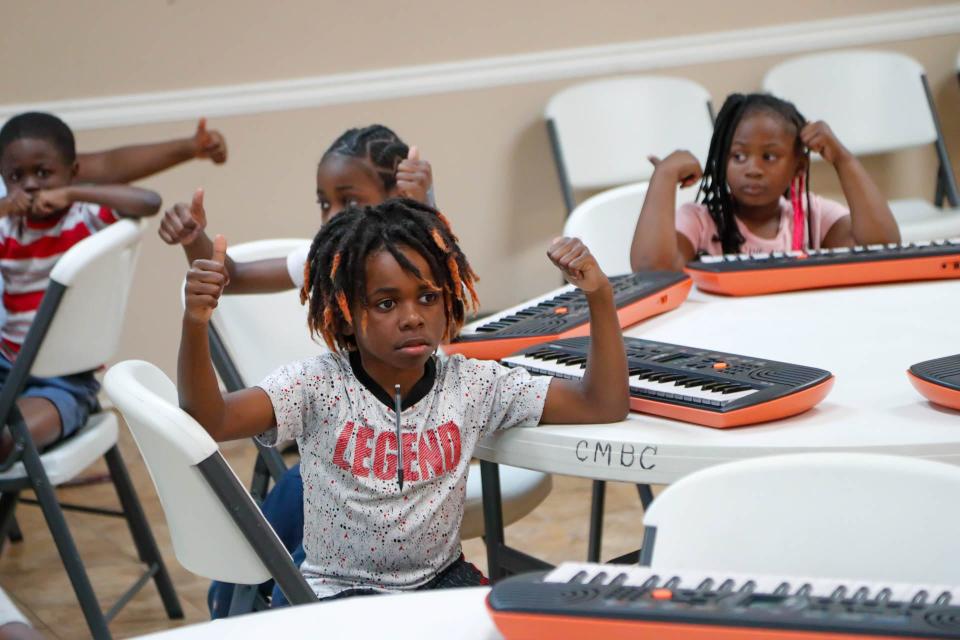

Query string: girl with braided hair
[630,93,899,271]
[179,198,629,601]
[160,124,435,293]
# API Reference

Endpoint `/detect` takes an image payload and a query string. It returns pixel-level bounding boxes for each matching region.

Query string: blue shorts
[0,355,100,440]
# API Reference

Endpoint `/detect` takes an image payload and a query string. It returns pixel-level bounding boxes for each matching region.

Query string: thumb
[648,155,661,167]
[407,145,420,161]
[196,117,208,139]
[191,188,205,217]
[212,234,227,265]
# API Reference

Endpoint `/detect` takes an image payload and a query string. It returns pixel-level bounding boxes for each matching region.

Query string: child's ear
[70,161,79,180]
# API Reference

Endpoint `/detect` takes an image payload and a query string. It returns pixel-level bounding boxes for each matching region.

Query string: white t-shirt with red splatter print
[257,350,551,599]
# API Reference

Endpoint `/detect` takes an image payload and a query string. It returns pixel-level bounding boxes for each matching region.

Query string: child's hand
[159,188,207,246]
[192,118,228,164]
[801,121,850,166]
[184,234,228,324]
[395,146,433,204]
[0,189,33,218]
[548,237,609,294]
[649,150,702,188]
[31,187,73,217]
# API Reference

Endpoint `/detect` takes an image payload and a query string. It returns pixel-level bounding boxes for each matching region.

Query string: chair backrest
[563,182,699,275]
[643,453,960,584]
[103,360,281,585]
[545,76,713,192]
[763,50,937,156]
[30,218,144,377]
[209,239,327,386]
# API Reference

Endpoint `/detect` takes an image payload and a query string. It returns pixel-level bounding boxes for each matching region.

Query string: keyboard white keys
[542,562,960,603]
[503,354,758,407]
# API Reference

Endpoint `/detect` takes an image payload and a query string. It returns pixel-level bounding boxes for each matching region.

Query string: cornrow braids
[698,93,811,254]
[301,198,480,351]
[321,124,409,191]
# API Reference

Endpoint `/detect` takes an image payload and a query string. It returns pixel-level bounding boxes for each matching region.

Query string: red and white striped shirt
[0,202,118,358]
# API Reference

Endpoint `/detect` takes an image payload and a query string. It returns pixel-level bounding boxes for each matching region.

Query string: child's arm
[158,189,295,293]
[76,118,227,184]
[178,235,278,441]
[32,184,161,218]
[630,151,701,272]
[539,238,630,424]
[802,121,901,247]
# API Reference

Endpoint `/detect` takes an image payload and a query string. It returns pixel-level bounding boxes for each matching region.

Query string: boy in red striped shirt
[0,112,161,459]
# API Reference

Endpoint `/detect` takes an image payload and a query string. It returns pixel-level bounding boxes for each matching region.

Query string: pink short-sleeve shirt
[676,194,849,255]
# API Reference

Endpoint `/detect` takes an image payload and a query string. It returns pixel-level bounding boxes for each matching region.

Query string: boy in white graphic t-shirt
[177,198,630,600]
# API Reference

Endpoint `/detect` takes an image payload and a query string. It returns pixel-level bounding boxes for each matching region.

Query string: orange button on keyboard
[651,588,673,600]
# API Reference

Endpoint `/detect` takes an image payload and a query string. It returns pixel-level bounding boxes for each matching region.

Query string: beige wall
[1,2,959,378]
[0,0,949,101]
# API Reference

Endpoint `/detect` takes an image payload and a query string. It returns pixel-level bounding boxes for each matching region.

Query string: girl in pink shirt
[630,93,900,271]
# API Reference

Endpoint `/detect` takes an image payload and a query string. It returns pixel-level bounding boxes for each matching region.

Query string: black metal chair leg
[20,443,111,638]
[587,480,606,562]
[637,483,654,510]
[8,516,22,542]
[104,446,183,620]
[0,492,19,554]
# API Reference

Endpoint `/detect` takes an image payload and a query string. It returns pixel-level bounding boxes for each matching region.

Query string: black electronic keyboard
[488,562,960,639]
[444,271,691,360]
[686,239,960,296]
[909,354,960,411]
[501,336,833,427]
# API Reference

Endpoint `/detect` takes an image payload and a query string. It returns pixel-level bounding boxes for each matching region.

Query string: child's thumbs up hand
[395,145,434,205]
[192,117,228,164]
[159,188,207,247]
[184,234,229,325]
[654,150,702,188]
[547,237,610,294]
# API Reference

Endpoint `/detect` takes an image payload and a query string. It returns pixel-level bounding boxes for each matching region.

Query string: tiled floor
[0,418,651,638]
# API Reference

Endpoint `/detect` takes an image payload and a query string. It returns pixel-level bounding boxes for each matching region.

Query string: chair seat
[460,463,552,540]
[0,411,118,486]
[890,198,960,242]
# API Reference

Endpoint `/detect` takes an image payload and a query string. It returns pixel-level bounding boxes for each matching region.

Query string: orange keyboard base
[908,371,960,411]
[687,255,960,296]
[444,278,692,360]
[630,377,835,427]
[489,608,917,640]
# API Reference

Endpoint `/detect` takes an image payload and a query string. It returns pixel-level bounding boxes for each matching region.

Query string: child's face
[0,137,76,195]
[316,154,392,225]
[725,111,803,210]
[348,244,447,381]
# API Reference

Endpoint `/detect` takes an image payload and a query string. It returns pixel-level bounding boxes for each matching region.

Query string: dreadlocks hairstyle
[320,125,409,192]
[0,112,76,165]
[698,93,811,254]
[300,198,480,351]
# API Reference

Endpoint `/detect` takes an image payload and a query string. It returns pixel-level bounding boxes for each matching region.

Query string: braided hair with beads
[698,93,811,254]
[321,125,410,192]
[300,198,480,351]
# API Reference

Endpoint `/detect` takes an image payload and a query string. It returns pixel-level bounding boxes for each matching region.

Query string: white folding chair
[208,239,552,541]
[103,360,317,616]
[764,50,960,242]
[545,75,714,214]
[641,453,960,584]
[0,219,182,639]
[563,181,700,276]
